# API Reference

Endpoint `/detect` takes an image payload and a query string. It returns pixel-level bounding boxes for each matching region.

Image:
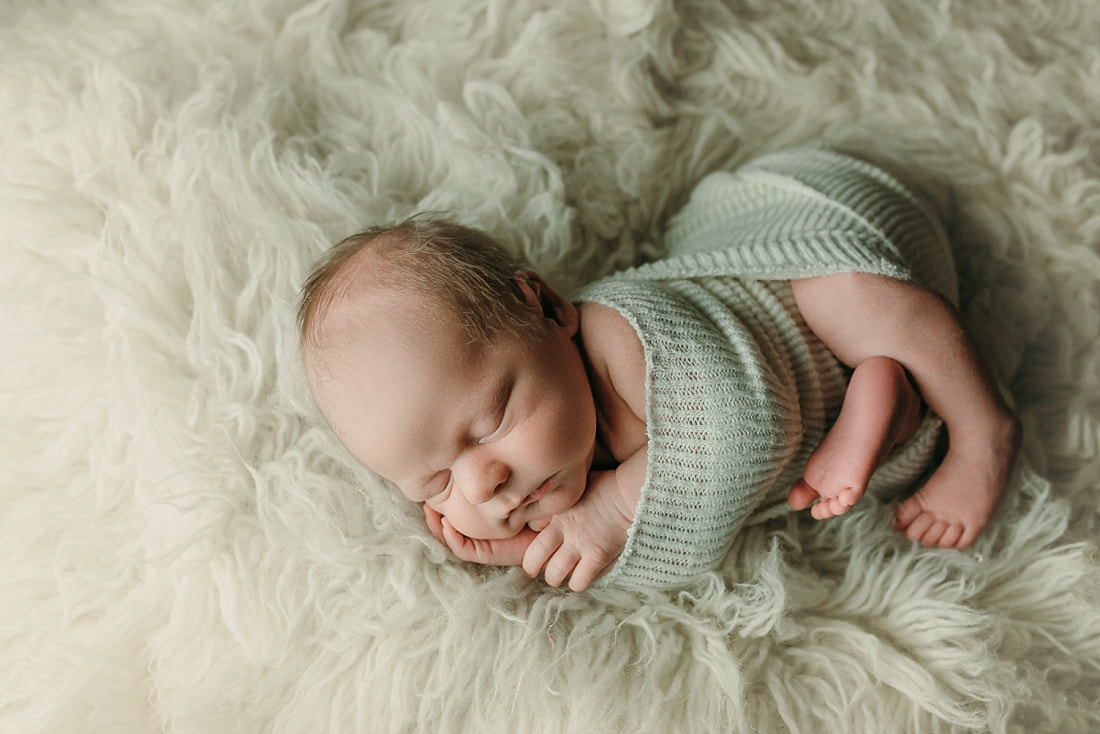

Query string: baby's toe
[838,487,861,508]
[903,512,936,542]
[937,524,964,548]
[955,524,980,550]
[788,480,819,510]
[893,496,924,530]
[812,497,853,520]
[918,520,949,547]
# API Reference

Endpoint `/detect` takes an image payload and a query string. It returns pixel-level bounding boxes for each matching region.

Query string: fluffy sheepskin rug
[3,1,1099,732]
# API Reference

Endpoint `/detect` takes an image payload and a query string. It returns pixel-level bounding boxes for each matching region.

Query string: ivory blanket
[2,1,1098,732]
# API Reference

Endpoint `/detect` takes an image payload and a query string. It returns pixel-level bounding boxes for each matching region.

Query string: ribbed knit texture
[577,146,957,589]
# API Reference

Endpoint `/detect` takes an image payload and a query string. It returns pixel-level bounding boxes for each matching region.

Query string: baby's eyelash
[478,412,509,444]
[477,380,513,444]
[428,471,453,499]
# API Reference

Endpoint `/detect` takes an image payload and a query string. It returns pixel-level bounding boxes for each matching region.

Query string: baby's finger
[522,525,564,578]
[423,504,446,544]
[567,555,615,592]
[543,546,583,588]
[440,517,479,562]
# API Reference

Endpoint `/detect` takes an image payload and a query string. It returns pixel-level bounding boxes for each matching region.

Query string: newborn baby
[299,147,1019,591]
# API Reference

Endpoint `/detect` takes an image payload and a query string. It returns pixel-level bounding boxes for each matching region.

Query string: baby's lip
[521,477,553,507]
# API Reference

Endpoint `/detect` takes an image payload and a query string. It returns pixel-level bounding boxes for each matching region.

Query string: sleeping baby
[298,146,1019,591]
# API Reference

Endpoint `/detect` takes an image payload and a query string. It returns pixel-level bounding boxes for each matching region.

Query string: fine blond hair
[297,215,539,351]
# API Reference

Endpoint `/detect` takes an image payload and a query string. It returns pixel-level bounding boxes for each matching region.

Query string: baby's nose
[463,460,510,504]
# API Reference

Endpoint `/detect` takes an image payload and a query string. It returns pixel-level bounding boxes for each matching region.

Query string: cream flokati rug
[3,0,1100,732]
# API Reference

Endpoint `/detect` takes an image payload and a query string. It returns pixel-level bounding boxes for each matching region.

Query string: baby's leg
[790,273,1019,549]
[789,356,922,519]
[893,408,1019,548]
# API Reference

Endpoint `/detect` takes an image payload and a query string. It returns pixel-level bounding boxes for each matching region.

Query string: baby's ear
[514,270,579,335]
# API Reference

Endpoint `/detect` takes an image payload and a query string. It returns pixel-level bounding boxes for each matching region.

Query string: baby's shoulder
[577,301,646,422]
[577,301,643,367]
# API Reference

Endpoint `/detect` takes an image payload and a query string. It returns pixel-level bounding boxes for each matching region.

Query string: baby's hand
[423,504,537,567]
[520,470,634,592]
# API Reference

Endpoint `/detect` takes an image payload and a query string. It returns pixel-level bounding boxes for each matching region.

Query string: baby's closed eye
[478,411,511,444]
[422,471,453,503]
[475,376,514,444]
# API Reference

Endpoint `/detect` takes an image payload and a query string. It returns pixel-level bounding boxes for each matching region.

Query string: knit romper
[575,146,957,590]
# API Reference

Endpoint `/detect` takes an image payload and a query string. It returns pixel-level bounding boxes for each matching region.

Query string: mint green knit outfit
[576,146,958,590]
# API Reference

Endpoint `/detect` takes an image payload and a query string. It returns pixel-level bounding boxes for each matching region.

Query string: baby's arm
[521,446,645,591]
[791,273,1020,548]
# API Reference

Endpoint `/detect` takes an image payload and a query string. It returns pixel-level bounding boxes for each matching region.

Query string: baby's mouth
[522,478,552,506]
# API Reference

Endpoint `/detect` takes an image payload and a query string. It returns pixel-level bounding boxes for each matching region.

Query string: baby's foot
[790,357,922,520]
[894,415,1019,548]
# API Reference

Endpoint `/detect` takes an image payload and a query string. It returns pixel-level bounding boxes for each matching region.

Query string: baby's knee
[853,356,917,400]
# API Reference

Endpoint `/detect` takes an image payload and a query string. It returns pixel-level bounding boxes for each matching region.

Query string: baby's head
[299,216,598,540]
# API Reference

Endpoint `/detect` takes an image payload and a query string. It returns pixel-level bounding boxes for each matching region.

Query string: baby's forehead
[306,253,537,376]
[314,291,510,384]
[313,290,439,358]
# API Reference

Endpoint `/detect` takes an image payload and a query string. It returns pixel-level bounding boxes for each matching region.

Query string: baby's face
[308,274,597,540]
